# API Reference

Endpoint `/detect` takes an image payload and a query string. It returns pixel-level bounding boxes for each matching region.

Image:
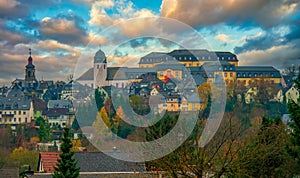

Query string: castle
[77,49,282,89]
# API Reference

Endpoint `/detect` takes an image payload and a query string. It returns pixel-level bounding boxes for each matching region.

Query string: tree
[95,89,105,111]
[38,120,53,143]
[35,116,45,126]
[71,139,82,152]
[53,127,80,178]
[232,116,295,177]
[92,107,113,141]
[71,118,80,131]
[7,147,39,172]
[287,73,300,168]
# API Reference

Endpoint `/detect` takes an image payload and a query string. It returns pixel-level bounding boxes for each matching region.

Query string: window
[167,71,171,77]
[19,118,21,122]
[19,111,21,115]
[23,111,26,115]
[230,73,233,77]
[0,118,1,122]
[160,71,163,76]
[9,118,12,122]
[224,73,228,77]
[14,118,16,122]
[104,65,106,69]
[175,72,179,76]
[97,64,99,69]
[25,118,28,123]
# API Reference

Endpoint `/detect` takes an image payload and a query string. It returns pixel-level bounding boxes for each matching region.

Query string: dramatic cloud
[160,0,299,28]
[39,17,89,45]
[0,0,27,19]
[238,41,300,69]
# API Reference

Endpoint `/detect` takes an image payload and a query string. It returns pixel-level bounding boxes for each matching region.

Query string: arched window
[104,65,106,69]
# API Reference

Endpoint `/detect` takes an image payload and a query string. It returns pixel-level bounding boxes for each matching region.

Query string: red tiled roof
[39,152,60,173]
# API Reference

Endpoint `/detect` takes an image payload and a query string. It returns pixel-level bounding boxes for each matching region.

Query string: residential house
[37,152,145,173]
[285,84,299,103]
[42,108,74,128]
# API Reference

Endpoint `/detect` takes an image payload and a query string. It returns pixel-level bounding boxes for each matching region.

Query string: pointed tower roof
[26,48,35,69]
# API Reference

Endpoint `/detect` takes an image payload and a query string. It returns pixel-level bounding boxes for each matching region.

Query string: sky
[0,0,299,85]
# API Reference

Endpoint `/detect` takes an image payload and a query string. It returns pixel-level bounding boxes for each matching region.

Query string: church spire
[28,48,33,64]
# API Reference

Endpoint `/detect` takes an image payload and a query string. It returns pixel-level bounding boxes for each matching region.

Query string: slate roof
[42,108,71,117]
[77,68,94,81]
[48,100,73,109]
[236,66,282,78]
[140,49,238,64]
[0,96,31,110]
[106,67,128,80]
[38,152,145,173]
[33,98,47,111]
[74,152,145,172]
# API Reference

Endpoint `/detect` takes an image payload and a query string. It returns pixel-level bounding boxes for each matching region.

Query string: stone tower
[93,49,107,88]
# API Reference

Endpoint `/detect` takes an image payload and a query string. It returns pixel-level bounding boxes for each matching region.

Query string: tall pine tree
[287,73,300,165]
[53,128,80,178]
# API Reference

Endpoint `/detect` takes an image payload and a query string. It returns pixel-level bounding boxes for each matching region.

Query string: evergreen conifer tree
[287,73,300,165]
[53,128,80,178]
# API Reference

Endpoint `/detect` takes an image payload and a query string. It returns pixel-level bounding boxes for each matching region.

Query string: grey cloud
[161,0,299,28]
[39,17,89,45]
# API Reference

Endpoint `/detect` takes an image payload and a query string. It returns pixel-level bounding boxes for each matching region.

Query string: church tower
[93,49,107,89]
[25,48,38,90]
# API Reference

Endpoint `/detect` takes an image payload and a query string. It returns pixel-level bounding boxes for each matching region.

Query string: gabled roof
[77,68,94,81]
[42,108,71,117]
[38,152,60,173]
[33,98,47,111]
[38,152,145,173]
[73,152,145,172]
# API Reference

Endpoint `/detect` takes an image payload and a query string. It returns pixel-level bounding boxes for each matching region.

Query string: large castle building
[77,49,282,89]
